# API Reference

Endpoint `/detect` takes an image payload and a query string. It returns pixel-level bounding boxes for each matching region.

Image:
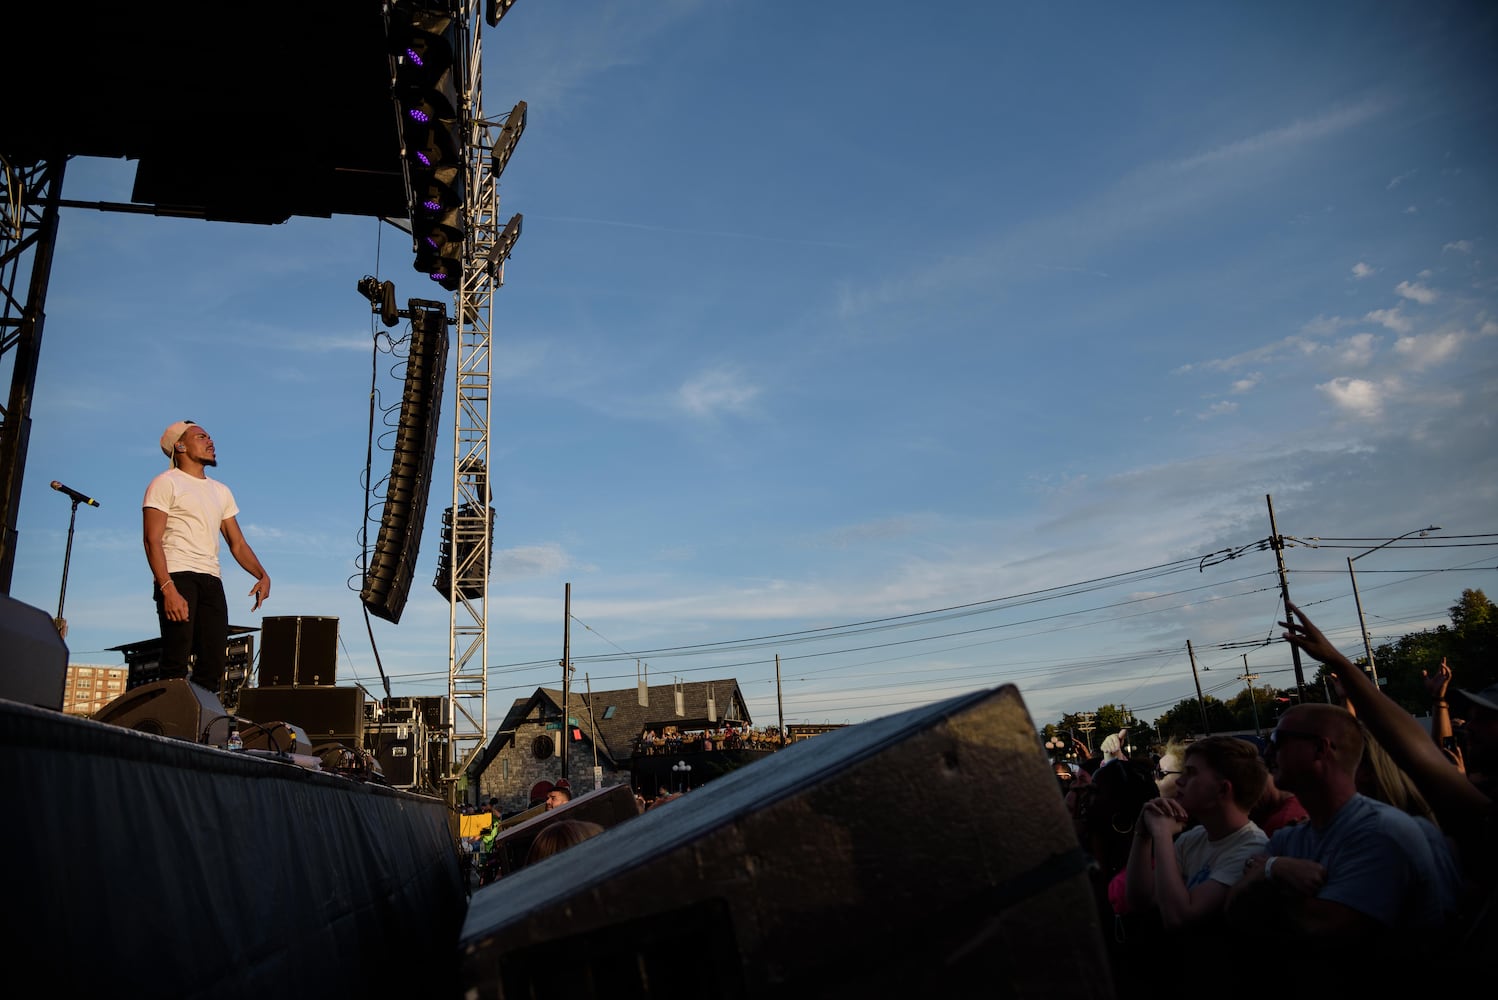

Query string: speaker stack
[237,685,365,748]
[258,615,338,687]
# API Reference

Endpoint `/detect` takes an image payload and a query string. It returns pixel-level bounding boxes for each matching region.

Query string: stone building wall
[476,714,629,815]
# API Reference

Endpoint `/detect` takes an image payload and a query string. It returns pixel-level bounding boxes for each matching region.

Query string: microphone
[50,481,101,507]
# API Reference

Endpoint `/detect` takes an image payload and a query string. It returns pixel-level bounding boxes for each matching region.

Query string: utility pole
[1076,712,1096,752]
[1240,654,1262,738]
[561,582,571,782]
[1266,494,1308,701]
[775,653,785,747]
[1187,640,1211,736]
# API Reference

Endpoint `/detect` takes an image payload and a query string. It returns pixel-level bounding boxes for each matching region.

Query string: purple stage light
[416,151,432,167]
[423,198,442,212]
[406,47,424,66]
[409,107,430,124]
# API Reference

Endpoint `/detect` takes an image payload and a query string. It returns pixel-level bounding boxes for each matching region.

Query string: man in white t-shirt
[1125,735,1268,931]
[142,420,270,695]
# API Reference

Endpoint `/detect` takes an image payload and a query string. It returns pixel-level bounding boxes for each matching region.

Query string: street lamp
[1046,729,1084,760]
[1348,525,1439,686]
[671,759,692,792]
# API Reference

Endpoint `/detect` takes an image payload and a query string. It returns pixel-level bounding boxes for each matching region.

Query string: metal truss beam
[0,156,65,591]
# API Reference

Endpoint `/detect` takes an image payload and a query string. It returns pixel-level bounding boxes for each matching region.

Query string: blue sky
[11,1,1497,737]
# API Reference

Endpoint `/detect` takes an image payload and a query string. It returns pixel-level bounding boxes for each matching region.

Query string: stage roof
[3,2,408,223]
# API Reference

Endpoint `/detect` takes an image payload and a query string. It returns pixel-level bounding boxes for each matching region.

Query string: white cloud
[1395,280,1438,304]
[1364,306,1413,334]
[1336,333,1377,366]
[1404,205,1418,214]
[1168,101,1384,173]
[677,368,761,417]
[1393,331,1464,370]
[1197,400,1238,420]
[1302,314,1350,336]
[1175,334,1312,374]
[1443,240,1473,254]
[495,544,572,579]
[1319,377,1386,418]
[1351,262,1374,279]
[1386,170,1416,190]
[1230,373,1261,394]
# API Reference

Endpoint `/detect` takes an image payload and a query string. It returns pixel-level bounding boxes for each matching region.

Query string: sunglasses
[1269,729,1332,749]
[1155,768,1181,780]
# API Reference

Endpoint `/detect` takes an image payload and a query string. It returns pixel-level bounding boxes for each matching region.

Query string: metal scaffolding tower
[440,0,523,788]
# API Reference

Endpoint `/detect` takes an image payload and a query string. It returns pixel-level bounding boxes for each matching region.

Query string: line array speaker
[360,299,448,624]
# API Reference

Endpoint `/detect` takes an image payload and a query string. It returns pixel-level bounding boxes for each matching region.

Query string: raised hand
[1422,657,1452,700]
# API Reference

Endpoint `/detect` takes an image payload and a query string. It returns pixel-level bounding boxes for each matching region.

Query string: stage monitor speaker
[0,593,66,710]
[93,678,226,744]
[237,685,364,746]
[258,615,338,686]
[460,685,1114,999]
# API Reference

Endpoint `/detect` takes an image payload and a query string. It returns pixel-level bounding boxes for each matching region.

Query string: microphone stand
[55,497,84,638]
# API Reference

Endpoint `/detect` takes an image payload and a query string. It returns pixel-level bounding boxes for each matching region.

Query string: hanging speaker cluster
[361,299,450,623]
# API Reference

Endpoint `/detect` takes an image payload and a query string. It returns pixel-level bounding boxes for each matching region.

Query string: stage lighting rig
[486,0,518,27]
[491,101,527,180]
[357,276,401,327]
[486,213,523,278]
[389,3,466,291]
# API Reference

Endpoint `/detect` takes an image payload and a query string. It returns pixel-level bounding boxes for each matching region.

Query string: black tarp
[0,699,467,997]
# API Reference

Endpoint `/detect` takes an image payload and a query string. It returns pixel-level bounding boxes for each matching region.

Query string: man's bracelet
[158,579,175,591]
[1435,699,1449,708]
[1263,857,1277,881]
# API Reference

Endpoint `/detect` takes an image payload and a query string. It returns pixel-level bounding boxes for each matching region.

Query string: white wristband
[1263,857,1277,881]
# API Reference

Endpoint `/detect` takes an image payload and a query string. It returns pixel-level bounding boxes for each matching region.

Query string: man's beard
[204,457,217,467]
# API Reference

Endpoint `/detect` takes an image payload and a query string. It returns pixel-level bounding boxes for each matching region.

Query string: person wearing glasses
[1124,736,1268,929]
[1226,703,1461,985]
[1153,741,1186,799]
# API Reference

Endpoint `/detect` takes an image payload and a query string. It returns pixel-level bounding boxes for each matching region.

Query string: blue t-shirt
[1268,793,1459,928]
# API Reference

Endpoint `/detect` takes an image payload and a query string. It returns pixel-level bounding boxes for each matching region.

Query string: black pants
[155,571,228,694]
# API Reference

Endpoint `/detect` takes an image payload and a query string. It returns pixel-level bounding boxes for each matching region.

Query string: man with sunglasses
[1226,703,1460,973]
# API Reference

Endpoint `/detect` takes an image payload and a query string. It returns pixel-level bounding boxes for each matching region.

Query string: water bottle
[226,717,243,752]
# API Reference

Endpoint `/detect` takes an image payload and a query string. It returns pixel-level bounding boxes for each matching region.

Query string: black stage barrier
[0,698,466,998]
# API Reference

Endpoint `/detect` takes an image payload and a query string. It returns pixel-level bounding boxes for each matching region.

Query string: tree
[1449,588,1497,693]
[1152,695,1234,743]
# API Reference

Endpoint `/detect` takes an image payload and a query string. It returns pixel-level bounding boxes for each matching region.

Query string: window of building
[603,705,616,720]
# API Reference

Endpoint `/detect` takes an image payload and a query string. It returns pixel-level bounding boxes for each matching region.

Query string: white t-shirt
[1176,821,1268,890]
[142,468,239,577]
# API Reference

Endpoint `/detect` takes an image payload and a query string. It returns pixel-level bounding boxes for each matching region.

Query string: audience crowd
[1058,601,1492,994]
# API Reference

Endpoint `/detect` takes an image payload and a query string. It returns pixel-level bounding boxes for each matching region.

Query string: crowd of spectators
[636,724,782,755]
[1053,601,1493,994]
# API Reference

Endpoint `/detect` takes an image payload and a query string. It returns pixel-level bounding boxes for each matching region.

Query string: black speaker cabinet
[237,685,364,746]
[369,719,426,789]
[258,615,338,686]
[460,685,1115,999]
[92,678,226,744]
[0,593,66,710]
